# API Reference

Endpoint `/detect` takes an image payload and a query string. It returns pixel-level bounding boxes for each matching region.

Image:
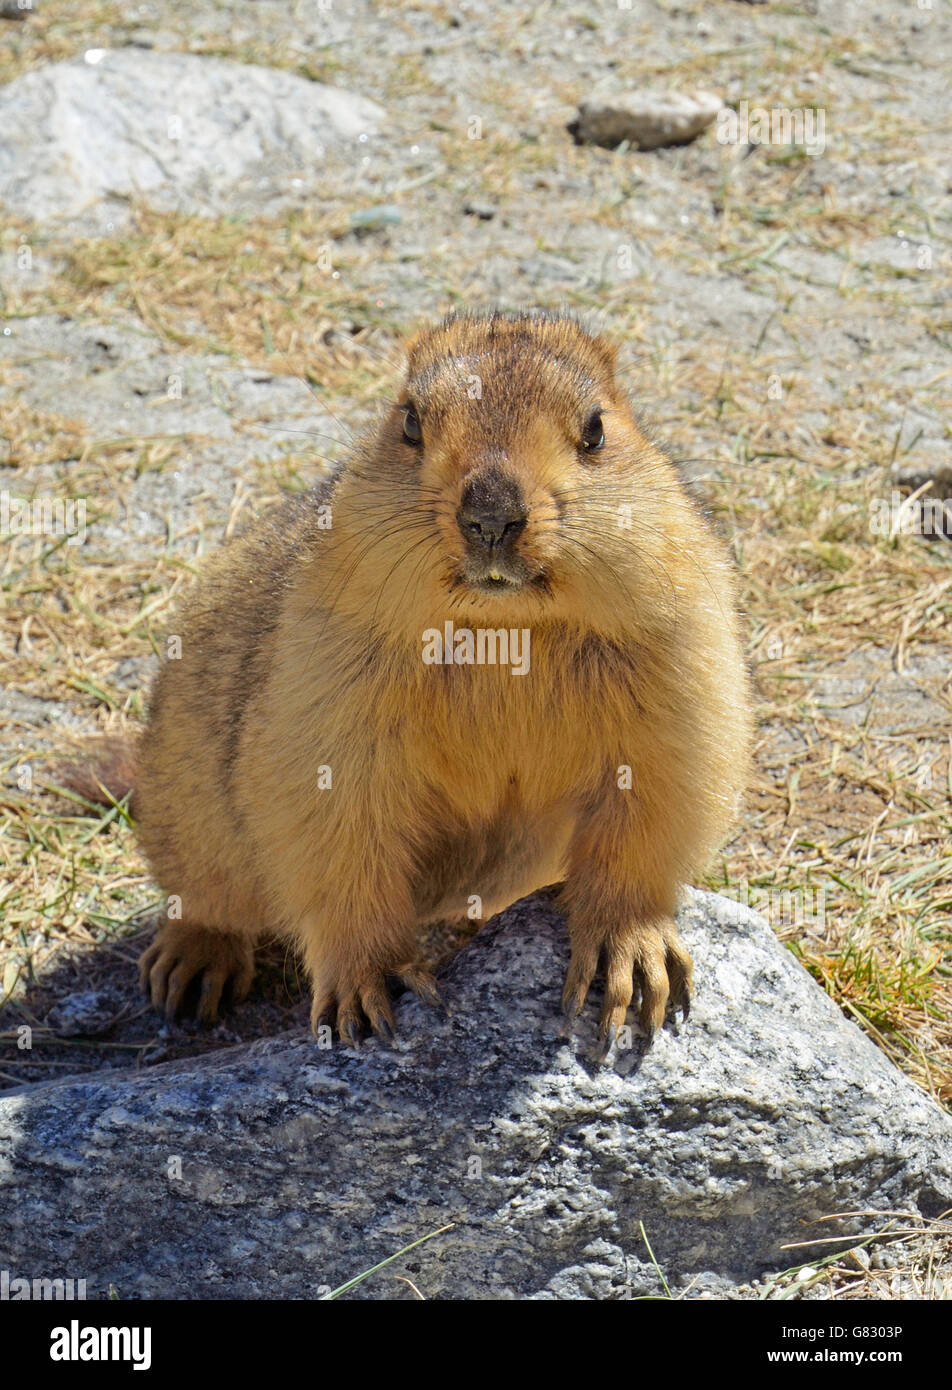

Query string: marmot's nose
[458,473,527,552]
[460,509,527,550]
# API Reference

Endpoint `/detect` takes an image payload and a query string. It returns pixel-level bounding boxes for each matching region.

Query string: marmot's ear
[594,337,619,379]
[403,320,439,365]
[403,328,425,357]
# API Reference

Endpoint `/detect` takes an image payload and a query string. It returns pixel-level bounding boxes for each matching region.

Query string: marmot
[75,311,751,1047]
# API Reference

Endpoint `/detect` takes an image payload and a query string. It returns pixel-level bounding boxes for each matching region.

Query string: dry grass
[712,460,952,1103]
[57,206,404,398]
[759,1209,952,1301]
[638,1208,952,1300]
[0,0,346,89]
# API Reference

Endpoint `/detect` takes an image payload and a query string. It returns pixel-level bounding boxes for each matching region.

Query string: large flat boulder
[1,889,949,1299]
[0,49,385,224]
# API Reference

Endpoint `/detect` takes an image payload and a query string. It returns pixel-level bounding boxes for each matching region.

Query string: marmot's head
[350,311,688,632]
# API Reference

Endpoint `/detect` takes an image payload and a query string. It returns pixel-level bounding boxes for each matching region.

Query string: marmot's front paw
[309,963,444,1047]
[562,918,693,1045]
[139,922,255,1022]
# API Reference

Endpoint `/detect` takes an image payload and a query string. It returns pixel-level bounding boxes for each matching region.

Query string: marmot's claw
[561,917,695,1047]
[311,974,399,1046]
[561,942,598,1026]
[368,1009,395,1043]
[338,1012,363,1049]
[561,990,585,1024]
[399,966,447,1015]
[596,1022,617,1062]
[138,923,254,1024]
[673,983,692,1021]
[309,997,334,1036]
[664,941,694,1023]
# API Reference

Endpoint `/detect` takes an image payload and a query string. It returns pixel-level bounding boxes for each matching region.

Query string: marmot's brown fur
[77,311,752,1047]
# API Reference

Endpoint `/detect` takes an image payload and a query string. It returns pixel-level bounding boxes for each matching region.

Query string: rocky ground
[0,0,950,1299]
[2,890,951,1302]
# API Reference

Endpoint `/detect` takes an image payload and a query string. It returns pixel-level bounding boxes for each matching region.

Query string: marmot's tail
[57,735,139,816]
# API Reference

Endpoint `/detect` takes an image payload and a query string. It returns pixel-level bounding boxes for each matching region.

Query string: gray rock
[46,991,120,1039]
[569,90,723,150]
[0,49,385,224]
[0,689,73,727]
[0,889,949,1300]
[347,203,402,233]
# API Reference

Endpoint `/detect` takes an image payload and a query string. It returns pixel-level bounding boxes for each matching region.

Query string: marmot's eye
[582,410,604,452]
[402,406,422,445]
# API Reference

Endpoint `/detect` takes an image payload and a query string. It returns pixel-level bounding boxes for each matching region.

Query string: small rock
[348,204,402,233]
[125,29,179,50]
[463,200,497,220]
[569,90,723,150]
[46,990,118,1038]
[892,462,952,495]
[870,1247,899,1271]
